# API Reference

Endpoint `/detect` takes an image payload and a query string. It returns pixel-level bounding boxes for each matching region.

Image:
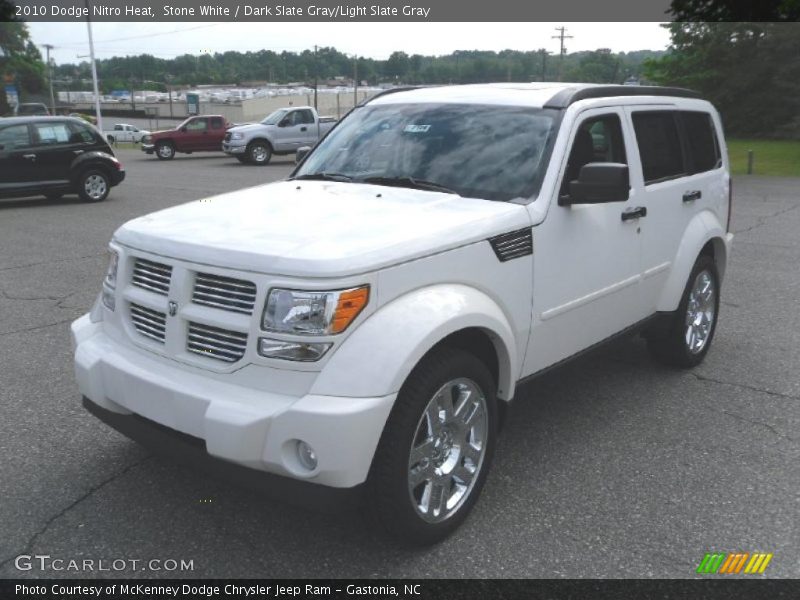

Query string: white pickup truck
[104,123,150,144]
[222,106,336,165]
[73,84,732,545]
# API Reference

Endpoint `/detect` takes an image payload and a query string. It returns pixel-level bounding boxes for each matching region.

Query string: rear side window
[67,121,96,144]
[0,124,32,149]
[632,112,686,184]
[32,122,71,145]
[210,117,223,129]
[681,111,721,173]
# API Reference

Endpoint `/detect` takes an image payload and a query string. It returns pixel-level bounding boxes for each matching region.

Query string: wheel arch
[656,210,730,313]
[310,284,518,403]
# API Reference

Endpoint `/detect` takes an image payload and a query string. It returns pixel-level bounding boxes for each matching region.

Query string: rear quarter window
[632,111,686,184]
[681,111,721,173]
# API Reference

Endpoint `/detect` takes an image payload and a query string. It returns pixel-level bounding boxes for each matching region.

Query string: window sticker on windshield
[404,124,431,133]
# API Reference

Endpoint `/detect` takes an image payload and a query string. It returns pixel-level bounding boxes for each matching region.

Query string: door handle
[300,126,307,132]
[683,190,702,202]
[621,206,647,222]
[23,153,36,161]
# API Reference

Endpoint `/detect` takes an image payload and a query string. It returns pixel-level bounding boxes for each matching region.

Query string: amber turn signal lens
[330,286,369,333]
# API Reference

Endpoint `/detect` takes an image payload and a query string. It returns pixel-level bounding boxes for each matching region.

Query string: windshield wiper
[360,176,459,195]
[293,172,353,182]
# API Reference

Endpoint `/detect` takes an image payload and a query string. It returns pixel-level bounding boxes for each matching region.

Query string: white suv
[72,84,733,545]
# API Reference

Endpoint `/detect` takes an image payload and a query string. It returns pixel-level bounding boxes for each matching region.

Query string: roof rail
[543,85,701,109]
[358,86,422,106]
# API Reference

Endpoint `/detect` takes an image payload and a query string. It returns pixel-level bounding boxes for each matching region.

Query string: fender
[69,151,117,181]
[310,284,518,401]
[656,210,731,312]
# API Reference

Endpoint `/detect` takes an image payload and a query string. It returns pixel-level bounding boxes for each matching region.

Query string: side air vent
[488,228,533,262]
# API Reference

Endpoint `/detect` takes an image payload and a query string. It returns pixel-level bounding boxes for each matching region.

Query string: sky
[27,22,672,65]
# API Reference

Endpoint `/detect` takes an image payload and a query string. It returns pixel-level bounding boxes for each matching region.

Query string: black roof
[0,115,83,126]
[543,85,701,109]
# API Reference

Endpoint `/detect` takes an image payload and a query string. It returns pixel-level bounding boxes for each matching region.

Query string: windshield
[261,109,288,125]
[295,103,557,202]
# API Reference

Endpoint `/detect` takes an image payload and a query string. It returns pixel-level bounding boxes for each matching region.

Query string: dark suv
[0,117,125,202]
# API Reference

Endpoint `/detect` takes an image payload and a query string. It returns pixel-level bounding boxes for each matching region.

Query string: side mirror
[278,119,290,128]
[564,163,629,205]
[295,146,312,164]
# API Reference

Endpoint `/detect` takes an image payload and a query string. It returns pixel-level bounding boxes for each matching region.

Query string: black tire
[77,169,110,203]
[247,141,272,166]
[646,254,720,368]
[366,347,498,546]
[155,141,175,160]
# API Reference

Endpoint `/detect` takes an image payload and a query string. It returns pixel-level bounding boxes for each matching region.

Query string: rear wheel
[366,348,497,546]
[78,169,110,202]
[155,141,175,160]
[647,254,720,368]
[247,141,272,166]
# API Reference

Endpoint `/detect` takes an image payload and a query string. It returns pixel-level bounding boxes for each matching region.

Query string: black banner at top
[8,0,674,22]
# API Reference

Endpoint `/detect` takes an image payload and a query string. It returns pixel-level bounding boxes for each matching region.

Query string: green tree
[1,20,46,114]
[644,23,800,136]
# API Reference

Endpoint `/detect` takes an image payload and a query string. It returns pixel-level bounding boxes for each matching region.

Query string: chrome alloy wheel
[251,144,269,163]
[83,174,107,200]
[407,377,488,523]
[685,269,716,354]
[157,144,174,159]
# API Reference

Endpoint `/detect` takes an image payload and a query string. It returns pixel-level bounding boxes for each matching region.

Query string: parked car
[0,116,124,202]
[15,102,50,116]
[141,115,231,160]
[73,84,732,544]
[104,123,150,144]
[222,106,336,165]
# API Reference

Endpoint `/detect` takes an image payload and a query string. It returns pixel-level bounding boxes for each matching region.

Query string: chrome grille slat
[130,303,166,343]
[186,322,247,363]
[192,272,256,315]
[132,258,172,295]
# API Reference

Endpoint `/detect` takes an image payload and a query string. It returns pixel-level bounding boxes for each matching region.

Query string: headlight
[104,249,119,288]
[230,132,244,140]
[262,286,369,335]
[142,135,152,143]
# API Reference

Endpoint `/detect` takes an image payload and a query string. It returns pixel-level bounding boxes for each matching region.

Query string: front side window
[33,122,71,145]
[632,111,686,184]
[67,121,96,144]
[297,109,315,125]
[560,113,627,196]
[296,103,557,202]
[210,117,223,129]
[185,118,208,132]
[681,111,721,174]
[0,124,32,150]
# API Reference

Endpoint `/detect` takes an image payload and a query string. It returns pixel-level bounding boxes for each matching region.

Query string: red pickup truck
[141,115,232,160]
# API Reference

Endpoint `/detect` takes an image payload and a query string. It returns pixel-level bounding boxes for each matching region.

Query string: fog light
[296,441,318,471]
[101,286,115,311]
[258,337,331,361]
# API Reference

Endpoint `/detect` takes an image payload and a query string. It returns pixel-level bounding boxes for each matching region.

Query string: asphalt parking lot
[0,149,798,578]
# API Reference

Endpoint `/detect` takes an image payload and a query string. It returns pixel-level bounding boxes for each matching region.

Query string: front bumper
[141,143,154,154]
[72,314,395,492]
[222,142,247,154]
[111,170,126,186]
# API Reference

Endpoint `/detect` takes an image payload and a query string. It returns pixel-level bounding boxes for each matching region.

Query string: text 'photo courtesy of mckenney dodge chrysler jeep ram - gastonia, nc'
[71,83,732,545]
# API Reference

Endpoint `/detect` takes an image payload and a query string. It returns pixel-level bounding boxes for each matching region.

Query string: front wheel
[647,254,720,368]
[155,141,175,160]
[78,169,110,202]
[247,141,272,166]
[366,348,497,546]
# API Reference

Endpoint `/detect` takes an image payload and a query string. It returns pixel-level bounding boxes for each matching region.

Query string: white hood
[115,180,531,278]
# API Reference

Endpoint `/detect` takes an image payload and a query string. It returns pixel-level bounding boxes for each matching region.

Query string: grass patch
[728,139,800,177]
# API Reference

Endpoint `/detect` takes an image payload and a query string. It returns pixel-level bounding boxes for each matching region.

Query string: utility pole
[551,26,573,81]
[539,49,551,81]
[313,45,318,110]
[84,0,103,132]
[43,44,55,114]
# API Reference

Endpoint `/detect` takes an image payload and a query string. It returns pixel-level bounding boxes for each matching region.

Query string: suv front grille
[192,272,257,315]
[186,322,248,363]
[129,303,167,343]
[132,258,172,295]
